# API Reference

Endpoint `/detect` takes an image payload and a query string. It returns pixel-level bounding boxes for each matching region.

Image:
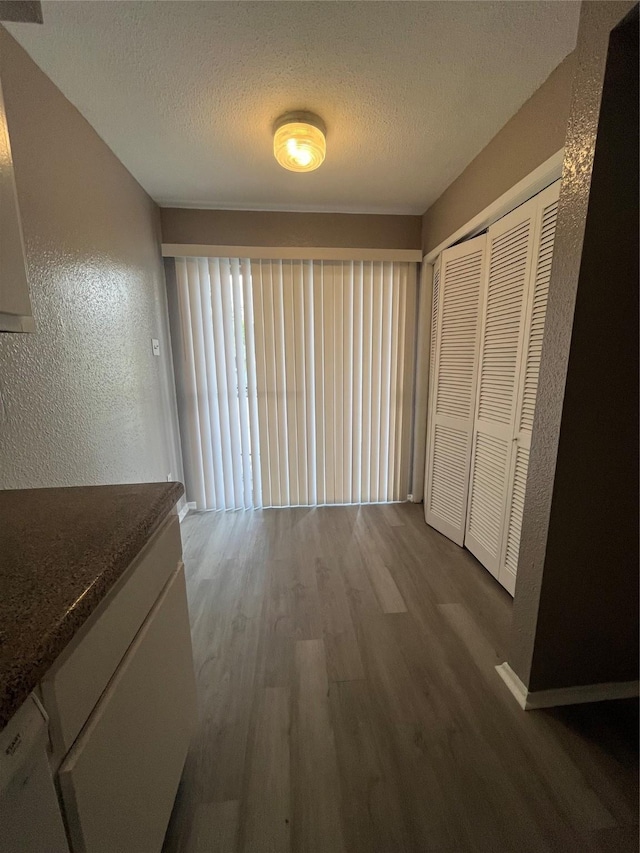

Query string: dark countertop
[0,481,184,730]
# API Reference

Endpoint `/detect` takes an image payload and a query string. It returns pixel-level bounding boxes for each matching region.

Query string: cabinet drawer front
[58,564,197,853]
[42,515,182,757]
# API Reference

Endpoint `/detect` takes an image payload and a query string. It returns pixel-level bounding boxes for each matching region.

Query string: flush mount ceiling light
[273,111,326,173]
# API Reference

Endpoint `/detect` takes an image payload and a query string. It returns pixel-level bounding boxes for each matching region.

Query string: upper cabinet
[0,71,34,332]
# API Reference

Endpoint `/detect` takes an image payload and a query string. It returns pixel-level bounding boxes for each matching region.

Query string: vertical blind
[175,257,260,510]
[173,256,417,510]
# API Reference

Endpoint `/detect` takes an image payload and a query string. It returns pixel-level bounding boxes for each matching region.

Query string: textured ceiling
[7,1,579,214]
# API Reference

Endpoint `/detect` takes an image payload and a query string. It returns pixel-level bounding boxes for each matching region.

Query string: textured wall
[160,208,422,250]
[0,28,184,494]
[510,0,638,691]
[421,52,577,255]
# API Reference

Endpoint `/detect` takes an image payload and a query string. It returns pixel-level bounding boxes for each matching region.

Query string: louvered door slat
[498,181,561,593]
[476,215,534,427]
[465,195,538,581]
[467,434,510,557]
[436,256,483,420]
[429,425,469,526]
[519,196,559,433]
[501,444,530,593]
[425,235,486,546]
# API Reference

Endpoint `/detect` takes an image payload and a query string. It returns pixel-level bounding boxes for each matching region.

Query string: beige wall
[160,208,422,250]
[0,27,184,493]
[421,51,576,255]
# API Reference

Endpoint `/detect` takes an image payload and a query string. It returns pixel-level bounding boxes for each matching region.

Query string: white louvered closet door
[464,196,539,580]
[424,236,487,545]
[498,180,560,593]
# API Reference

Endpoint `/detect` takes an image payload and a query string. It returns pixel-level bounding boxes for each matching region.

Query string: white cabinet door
[465,197,538,580]
[498,181,561,593]
[0,696,70,853]
[42,515,182,759]
[58,565,197,853]
[424,235,486,545]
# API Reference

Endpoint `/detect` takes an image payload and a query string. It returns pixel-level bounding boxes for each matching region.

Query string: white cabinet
[41,516,183,760]
[0,696,70,853]
[0,73,33,333]
[35,513,197,853]
[0,508,194,853]
[58,565,197,853]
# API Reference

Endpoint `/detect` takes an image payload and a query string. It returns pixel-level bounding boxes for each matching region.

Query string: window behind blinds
[173,256,417,509]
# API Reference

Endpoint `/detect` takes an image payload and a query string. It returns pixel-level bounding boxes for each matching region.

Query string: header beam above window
[161,244,423,263]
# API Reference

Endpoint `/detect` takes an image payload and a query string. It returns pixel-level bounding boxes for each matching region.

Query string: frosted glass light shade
[273,112,326,172]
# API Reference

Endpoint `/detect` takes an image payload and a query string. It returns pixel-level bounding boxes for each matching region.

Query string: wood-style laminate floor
[162,504,638,853]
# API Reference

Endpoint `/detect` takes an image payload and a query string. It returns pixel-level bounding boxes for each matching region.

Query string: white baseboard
[178,502,196,522]
[496,663,530,709]
[496,662,639,711]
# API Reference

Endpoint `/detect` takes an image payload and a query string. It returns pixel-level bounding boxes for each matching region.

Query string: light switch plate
[151,338,160,357]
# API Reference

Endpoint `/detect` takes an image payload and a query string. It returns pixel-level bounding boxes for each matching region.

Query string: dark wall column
[510,1,639,693]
